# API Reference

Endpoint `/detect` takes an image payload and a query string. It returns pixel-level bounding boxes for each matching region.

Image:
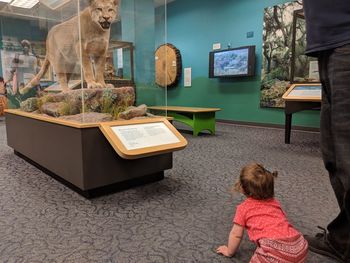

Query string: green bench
[148,106,221,136]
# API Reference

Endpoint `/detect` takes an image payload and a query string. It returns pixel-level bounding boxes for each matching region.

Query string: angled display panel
[100,118,187,159]
[283,83,321,102]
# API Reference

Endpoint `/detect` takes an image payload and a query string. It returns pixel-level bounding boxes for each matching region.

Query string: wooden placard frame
[282,83,322,102]
[5,109,173,129]
[5,109,100,128]
[99,117,187,159]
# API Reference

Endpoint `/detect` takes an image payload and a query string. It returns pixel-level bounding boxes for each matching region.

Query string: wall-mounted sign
[184,67,192,87]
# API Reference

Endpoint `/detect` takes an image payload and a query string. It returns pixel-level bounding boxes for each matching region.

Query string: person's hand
[216,245,233,257]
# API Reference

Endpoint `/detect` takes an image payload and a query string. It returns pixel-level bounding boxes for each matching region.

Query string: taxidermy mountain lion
[21,0,118,94]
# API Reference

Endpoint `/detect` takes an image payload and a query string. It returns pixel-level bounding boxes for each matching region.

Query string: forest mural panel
[260,1,317,108]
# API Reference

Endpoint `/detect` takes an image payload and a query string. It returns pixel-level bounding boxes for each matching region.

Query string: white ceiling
[0,0,175,22]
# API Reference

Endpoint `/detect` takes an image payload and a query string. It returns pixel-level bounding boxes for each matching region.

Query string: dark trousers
[318,43,350,259]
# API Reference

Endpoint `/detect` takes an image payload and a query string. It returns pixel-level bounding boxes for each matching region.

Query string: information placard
[111,122,180,150]
[288,85,321,97]
[99,118,187,159]
[282,83,322,102]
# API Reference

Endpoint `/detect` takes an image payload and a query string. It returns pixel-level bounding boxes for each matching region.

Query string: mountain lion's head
[90,0,119,31]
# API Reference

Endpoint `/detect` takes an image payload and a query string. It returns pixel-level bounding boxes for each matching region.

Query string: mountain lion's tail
[20,55,50,94]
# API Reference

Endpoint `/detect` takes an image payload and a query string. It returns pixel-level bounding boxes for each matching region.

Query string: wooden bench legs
[193,112,216,136]
[164,111,216,136]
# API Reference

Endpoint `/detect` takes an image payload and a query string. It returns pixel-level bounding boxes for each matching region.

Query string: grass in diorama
[100,88,118,114]
[59,100,81,116]
[100,89,135,120]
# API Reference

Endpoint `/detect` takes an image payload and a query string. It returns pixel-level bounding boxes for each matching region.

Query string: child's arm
[216,223,244,257]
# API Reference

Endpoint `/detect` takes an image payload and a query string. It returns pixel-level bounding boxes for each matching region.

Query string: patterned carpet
[0,119,339,263]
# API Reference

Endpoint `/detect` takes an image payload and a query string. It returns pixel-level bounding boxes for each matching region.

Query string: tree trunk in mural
[260,1,304,108]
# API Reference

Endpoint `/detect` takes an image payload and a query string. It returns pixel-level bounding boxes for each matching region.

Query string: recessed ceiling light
[10,0,39,8]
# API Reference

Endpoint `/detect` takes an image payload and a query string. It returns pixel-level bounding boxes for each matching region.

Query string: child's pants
[250,234,308,263]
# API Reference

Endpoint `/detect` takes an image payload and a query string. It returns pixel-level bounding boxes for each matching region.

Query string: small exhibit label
[246,31,254,38]
[213,43,221,50]
[184,67,192,87]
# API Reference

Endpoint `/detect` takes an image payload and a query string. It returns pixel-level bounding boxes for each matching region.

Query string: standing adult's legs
[319,44,350,259]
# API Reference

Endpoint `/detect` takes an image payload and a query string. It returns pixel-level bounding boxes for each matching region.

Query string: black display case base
[6,110,172,198]
[15,150,164,198]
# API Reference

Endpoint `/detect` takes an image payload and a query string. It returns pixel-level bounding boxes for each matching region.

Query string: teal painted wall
[131,0,167,107]
[158,0,320,128]
[0,17,49,75]
[121,0,158,84]
[134,0,156,84]
[120,0,135,42]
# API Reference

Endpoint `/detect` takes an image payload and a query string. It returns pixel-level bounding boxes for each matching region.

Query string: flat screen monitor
[209,46,255,78]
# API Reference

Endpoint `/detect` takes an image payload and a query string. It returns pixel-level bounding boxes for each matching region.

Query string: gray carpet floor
[0,119,339,263]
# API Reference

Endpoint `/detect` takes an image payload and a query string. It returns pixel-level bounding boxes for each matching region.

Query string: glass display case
[0,0,168,122]
[1,0,187,197]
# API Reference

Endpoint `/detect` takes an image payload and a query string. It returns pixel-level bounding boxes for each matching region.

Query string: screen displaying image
[213,48,248,76]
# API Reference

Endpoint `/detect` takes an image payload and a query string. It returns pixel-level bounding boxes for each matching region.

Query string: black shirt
[303,0,350,56]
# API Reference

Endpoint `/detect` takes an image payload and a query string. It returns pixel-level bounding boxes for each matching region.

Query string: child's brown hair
[234,163,278,200]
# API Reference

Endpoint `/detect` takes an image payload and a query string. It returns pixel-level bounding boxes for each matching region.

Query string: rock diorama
[20,87,151,122]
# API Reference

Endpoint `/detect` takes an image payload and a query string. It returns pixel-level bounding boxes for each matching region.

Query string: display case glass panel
[1,0,168,122]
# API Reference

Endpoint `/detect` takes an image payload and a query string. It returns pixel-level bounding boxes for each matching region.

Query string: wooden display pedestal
[5,110,175,198]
